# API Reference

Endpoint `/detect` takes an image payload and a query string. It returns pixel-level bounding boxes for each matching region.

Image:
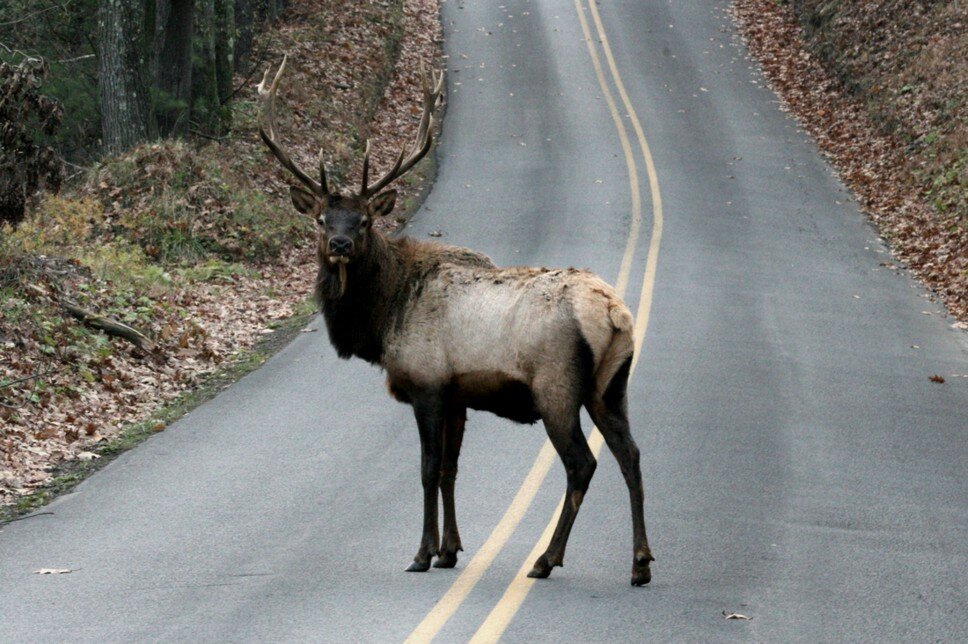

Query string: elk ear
[369,190,397,218]
[290,186,317,214]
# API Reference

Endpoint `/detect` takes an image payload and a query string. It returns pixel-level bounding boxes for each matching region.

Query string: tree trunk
[97,0,157,153]
[145,0,166,86]
[155,0,194,136]
[215,0,235,105]
[192,0,223,135]
[234,0,255,71]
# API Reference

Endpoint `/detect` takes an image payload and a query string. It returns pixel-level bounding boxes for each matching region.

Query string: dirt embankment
[0,0,443,508]
[731,0,966,321]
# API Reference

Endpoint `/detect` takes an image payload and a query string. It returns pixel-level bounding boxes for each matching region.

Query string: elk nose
[328,236,353,256]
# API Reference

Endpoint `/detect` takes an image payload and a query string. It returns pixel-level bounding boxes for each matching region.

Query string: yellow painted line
[403,441,556,644]
[403,5,646,642]
[588,0,664,351]
[468,0,664,639]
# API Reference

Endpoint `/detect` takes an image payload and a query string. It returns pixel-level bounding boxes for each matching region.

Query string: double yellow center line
[406,1,663,640]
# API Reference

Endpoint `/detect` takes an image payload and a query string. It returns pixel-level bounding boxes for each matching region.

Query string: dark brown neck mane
[315,230,496,364]
[316,231,396,364]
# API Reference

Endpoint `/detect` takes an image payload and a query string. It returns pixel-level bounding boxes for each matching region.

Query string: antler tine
[360,140,371,196]
[317,147,329,195]
[358,61,445,198]
[257,56,326,196]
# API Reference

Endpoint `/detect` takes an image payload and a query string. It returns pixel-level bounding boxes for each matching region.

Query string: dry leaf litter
[1,0,443,506]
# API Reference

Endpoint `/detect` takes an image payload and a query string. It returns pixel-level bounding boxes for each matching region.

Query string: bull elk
[257,58,654,585]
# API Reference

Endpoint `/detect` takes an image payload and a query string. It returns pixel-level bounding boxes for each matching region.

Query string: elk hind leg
[528,406,596,579]
[434,404,466,568]
[407,391,445,572]
[585,357,654,585]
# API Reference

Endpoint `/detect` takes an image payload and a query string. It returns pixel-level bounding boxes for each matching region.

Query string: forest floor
[730,0,966,323]
[0,0,442,511]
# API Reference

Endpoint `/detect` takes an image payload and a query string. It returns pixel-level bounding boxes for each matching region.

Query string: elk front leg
[434,404,466,568]
[407,392,445,572]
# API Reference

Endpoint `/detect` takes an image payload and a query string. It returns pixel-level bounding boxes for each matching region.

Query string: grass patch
[90,141,310,265]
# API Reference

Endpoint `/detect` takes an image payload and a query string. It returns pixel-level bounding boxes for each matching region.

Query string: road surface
[2,0,965,641]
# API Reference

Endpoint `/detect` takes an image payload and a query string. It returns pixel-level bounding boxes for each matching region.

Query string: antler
[257,56,329,196]
[359,61,445,198]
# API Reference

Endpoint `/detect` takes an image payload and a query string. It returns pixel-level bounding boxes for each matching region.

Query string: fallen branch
[0,368,56,390]
[0,362,56,410]
[61,301,156,354]
[23,284,157,355]
[189,128,227,142]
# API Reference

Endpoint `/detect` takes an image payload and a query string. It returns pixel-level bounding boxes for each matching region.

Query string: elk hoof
[631,552,653,586]
[526,554,553,579]
[433,552,459,568]
[406,558,432,572]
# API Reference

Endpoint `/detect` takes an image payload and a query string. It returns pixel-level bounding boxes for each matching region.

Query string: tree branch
[61,301,156,354]
[0,368,56,390]
[0,1,75,28]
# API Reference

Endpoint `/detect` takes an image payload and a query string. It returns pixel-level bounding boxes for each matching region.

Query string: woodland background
[1,0,292,225]
[0,0,441,509]
[0,0,964,511]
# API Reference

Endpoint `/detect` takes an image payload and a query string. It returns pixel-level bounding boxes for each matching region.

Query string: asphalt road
[2,1,966,641]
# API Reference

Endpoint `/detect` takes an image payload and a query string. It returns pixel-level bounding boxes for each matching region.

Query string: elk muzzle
[328,236,354,257]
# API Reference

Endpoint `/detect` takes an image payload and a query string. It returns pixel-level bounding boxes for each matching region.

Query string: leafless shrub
[0,53,63,225]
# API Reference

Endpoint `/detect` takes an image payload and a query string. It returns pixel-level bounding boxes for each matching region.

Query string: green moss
[176,258,258,282]
[80,243,173,292]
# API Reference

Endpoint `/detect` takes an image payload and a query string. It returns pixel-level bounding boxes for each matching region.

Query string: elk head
[257,56,444,295]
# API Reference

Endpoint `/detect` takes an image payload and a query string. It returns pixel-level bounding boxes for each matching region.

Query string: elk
[257,58,654,585]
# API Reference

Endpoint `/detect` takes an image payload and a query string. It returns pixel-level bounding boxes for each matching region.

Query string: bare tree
[97,0,156,152]
[0,55,63,224]
[154,0,194,136]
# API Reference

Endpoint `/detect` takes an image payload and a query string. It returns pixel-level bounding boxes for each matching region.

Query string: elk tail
[593,304,634,398]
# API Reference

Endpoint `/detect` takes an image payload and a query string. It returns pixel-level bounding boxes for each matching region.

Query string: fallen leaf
[730,0,967,326]
[929,374,945,383]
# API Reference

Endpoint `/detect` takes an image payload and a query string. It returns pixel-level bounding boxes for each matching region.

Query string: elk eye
[317,216,326,227]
